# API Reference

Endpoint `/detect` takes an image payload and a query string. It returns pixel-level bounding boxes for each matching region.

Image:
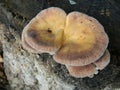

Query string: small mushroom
[22,7,66,54]
[66,64,97,78]
[66,49,110,78]
[54,12,109,66]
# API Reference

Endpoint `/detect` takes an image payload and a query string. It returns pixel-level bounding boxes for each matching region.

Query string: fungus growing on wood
[21,7,110,78]
[66,50,110,78]
[53,12,109,66]
[22,7,66,55]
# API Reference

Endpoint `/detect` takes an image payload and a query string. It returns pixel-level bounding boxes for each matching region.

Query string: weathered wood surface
[0,22,75,90]
[0,0,120,90]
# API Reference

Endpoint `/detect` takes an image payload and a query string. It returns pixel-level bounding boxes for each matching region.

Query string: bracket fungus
[66,50,110,78]
[22,7,66,55]
[21,7,110,78]
[66,64,97,78]
[53,12,109,66]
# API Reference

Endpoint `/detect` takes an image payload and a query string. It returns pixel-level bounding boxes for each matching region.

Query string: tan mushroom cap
[66,49,110,78]
[66,64,97,78]
[22,7,66,54]
[94,49,110,70]
[54,12,109,66]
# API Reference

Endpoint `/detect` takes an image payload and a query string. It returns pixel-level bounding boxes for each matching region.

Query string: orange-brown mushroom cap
[54,12,109,66]
[94,49,110,70]
[22,7,66,54]
[66,64,97,78]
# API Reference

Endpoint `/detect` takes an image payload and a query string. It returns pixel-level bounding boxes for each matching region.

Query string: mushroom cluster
[22,7,110,78]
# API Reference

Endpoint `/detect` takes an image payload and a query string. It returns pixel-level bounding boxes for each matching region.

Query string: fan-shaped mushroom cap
[66,64,97,78]
[22,7,66,54]
[66,49,110,78]
[94,49,110,70]
[54,12,109,66]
